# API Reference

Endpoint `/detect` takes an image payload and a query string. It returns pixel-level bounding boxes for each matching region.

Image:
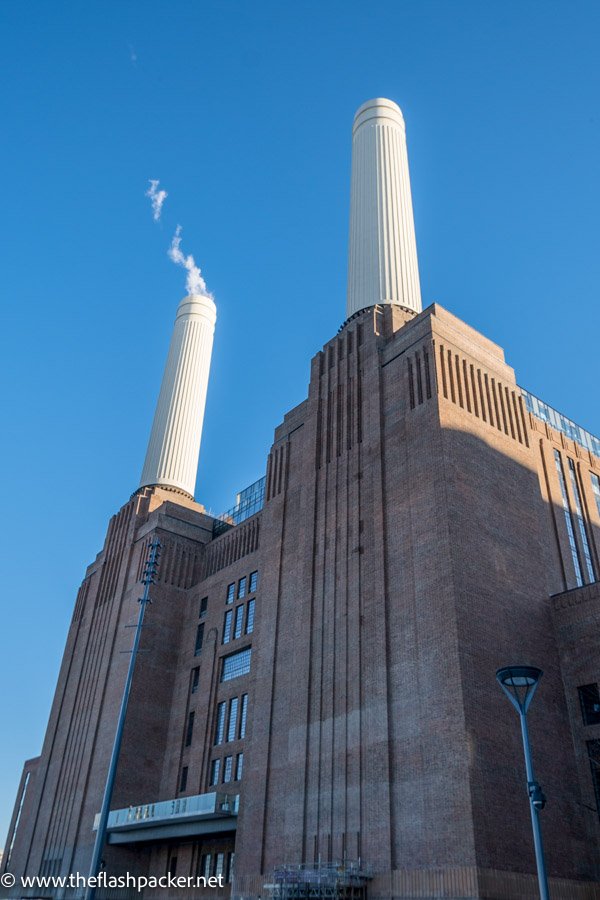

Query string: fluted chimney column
[139,293,216,497]
[347,98,422,318]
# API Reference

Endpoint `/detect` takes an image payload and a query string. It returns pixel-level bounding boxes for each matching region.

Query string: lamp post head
[496,665,543,715]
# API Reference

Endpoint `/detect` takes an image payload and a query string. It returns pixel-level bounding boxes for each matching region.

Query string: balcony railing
[521,388,600,458]
[93,792,238,831]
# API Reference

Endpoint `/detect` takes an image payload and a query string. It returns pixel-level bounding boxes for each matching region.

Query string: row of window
[198,851,235,882]
[214,694,248,745]
[210,752,244,786]
[227,571,258,604]
[167,850,235,883]
[554,451,598,588]
[223,600,255,644]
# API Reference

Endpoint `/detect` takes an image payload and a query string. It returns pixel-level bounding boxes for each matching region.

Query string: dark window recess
[191,667,200,694]
[579,684,600,725]
[226,583,235,604]
[168,855,178,878]
[238,577,247,599]
[194,623,205,656]
[587,740,600,817]
[185,711,195,747]
[199,597,208,618]
[179,766,188,792]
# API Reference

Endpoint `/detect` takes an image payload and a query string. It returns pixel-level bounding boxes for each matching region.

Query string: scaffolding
[267,861,373,900]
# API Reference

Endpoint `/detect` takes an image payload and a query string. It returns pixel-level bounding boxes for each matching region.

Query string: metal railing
[93,792,238,831]
[214,476,266,536]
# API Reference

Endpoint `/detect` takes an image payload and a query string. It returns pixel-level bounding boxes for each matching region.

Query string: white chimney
[347,98,422,319]
[139,293,216,497]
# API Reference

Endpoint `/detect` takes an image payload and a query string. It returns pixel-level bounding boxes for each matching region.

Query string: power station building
[3,99,600,900]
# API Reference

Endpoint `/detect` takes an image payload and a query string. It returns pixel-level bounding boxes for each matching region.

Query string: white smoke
[146,179,168,222]
[168,225,211,297]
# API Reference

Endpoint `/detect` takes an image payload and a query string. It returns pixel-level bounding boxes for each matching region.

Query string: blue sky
[1,0,599,844]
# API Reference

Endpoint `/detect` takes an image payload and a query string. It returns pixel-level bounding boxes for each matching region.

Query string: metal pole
[518,710,550,900]
[85,538,160,900]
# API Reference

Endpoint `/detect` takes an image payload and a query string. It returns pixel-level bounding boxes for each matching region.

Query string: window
[223,610,233,644]
[579,684,600,726]
[235,752,244,781]
[238,576,247,599]
[249,571,258,594]
[167,855,178,877]
[246,599,255,634]
[554,450,583,587]
[199,596,208,618]
[226,583,235,604]
[221,648,252,682]
[226,852,235,883]
[209,759,220,786]
[200,854,212,879]
[591,473,600,520]
[179,766,188,792]
[227,697,239,742]
[223,755,233,783]
[185,711,195,747]
[215,853,225,880]
[191,667,200,694]
[194,623,205,656]
[239,693,248,739]
[568,459,596,582]
[215,702,226,744]
[234,605,244,640]
[587,740,600,818]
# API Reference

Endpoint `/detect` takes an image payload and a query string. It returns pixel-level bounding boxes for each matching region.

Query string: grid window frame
[235,752,244,781]
[234,605,244,640]
[226,583,235,604]
[222,755,233,783]
[249,571,258,594]
[221,648,252,683]
[209,759,220,786]
[227,697,239,742]
[246,598,255,634]
[239,693,248,739]
[223,610,233,645]
[238,577,247,599]
[214,701,227,745]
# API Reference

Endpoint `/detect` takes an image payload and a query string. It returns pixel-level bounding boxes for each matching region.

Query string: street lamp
[496,665,550,900]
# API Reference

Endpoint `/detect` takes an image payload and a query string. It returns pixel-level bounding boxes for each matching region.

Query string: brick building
[3,100,600,899]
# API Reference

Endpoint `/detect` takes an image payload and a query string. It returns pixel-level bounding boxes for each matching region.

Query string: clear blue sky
[1,0,599,845]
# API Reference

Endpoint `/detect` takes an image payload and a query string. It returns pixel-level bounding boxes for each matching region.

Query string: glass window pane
[221,648,252,682]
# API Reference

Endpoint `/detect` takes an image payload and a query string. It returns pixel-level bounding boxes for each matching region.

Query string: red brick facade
[3,304,600,899]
